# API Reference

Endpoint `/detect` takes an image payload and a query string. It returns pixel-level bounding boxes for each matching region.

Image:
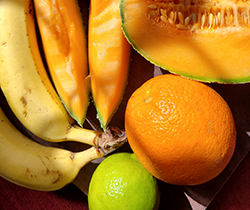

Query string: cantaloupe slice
[89,0,131,130]
[34,0,90,126]
[120,0,250,83]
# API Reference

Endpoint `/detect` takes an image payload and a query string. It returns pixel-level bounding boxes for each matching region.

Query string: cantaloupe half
[34,0,90,126]
[89,0,131,130]
[120,0,250,83]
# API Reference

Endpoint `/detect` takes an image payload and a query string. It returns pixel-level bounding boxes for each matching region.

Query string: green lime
[88,152,160,210]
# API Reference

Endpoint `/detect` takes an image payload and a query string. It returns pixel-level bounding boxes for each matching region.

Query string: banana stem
[66,125,127,154]
[65,125,103,146]
[74,146,104,168]
[74,127,127,168]
[95,126,127,155]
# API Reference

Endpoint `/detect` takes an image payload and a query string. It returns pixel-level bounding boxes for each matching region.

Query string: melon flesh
[89,0,131,130]
[120,0,250,83]
[34,0,89,126]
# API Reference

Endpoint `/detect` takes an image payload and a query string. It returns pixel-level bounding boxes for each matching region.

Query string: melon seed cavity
[147,0,250,32]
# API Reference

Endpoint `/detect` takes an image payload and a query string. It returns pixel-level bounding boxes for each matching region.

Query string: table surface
[0,150,249,210]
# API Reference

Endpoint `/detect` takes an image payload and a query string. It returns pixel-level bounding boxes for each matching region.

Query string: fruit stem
[95,126,127,155]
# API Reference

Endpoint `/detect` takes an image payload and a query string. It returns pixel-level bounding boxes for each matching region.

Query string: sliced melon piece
[120,0,250,83]
[89,0,131,130]
[34,0,90,126]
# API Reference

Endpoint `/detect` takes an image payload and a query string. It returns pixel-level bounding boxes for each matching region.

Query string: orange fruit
[125,74,236,185]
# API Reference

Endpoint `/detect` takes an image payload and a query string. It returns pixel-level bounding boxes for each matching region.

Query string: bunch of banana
[0,105,126,191]
[0,0,127,191]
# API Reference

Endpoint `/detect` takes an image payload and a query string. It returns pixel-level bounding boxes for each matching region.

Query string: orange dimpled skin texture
[125,74,236,186]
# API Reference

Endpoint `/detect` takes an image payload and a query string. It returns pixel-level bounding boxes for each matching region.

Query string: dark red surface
[207,150,250,210]
[0,151,249,210]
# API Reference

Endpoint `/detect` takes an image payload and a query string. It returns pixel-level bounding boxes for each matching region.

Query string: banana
[0,105,126,191]
[0,0,109,145]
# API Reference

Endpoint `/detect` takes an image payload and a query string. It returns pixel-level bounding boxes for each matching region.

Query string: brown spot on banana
[20,96,27,107]
[70,152,75,161]
[52,171,63,184]
[25,168,36,178]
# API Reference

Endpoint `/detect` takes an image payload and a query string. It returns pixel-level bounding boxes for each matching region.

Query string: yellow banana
[0,105,126,191]
[0,0,114,145]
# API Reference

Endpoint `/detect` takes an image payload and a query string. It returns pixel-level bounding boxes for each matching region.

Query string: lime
[88,152,160,210]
